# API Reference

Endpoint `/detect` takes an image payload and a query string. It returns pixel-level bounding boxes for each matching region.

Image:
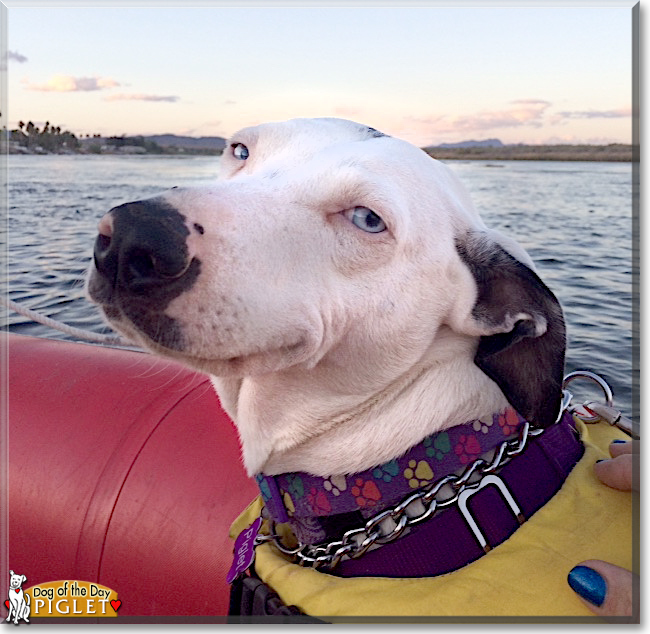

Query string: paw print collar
[253,409,583,577]
[256,408,528,545]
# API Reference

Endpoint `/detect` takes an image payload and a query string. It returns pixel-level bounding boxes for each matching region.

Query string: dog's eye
[231,143,249,160]
[343,207,387,233]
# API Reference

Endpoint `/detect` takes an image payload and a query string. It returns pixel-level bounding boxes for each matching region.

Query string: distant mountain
[143,134,227,151]
[434,138,504,149]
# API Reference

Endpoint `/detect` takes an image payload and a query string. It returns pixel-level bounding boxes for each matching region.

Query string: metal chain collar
[258,415,552,571]
[258,369,636,572]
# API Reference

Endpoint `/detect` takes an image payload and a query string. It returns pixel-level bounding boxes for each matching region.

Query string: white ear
[450,231,566,427]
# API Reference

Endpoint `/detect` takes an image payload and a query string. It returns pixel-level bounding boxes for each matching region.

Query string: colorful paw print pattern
[261,407,527,542]
[498,407,522,436]
[472,415,494,435]
[350,478,382,509]
[255,473,273,505]
[282,492,296,515]
[307,486,332,515]
[285,473,305,499]
[424,432,451,461]
[372,459,400,483]
[403,459,434,488]
[454,433,483,465]
[323,474,347,496]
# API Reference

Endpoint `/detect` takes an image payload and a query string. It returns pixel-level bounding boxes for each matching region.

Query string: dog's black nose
[93,198,195,294]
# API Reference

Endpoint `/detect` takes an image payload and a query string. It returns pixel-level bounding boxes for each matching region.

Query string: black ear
[456,233,566,427]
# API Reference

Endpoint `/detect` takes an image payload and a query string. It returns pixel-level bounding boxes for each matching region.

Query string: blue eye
[232,143,249,160]
[343,206,387,233]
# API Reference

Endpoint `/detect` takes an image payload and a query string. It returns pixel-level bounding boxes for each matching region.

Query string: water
[5,155,636,420]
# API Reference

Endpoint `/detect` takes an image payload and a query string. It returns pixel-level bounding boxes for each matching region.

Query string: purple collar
[255,408,584,578]
[257,407,532,544]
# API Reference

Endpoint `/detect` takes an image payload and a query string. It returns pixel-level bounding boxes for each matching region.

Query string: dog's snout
[97,212,114,238]
[93,198,195,293]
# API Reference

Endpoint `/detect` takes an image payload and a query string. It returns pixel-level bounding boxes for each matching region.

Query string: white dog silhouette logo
[6,570,30,625]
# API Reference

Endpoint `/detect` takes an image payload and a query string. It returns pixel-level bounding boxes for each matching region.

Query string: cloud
[542,134,624,145]
[407,100,552,141]
[23,74,179,103]
[25,74,120,92]
[6,50,28,63]
[104,93,179,102]
[551,108,631,124]
[510,99,552,107]
[448,100,552,132]
[0,50,28,70]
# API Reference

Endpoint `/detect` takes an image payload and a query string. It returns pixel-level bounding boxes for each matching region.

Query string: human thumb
[567,560,638,621]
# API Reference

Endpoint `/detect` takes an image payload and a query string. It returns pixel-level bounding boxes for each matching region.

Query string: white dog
[7,571,30,625]
[88,118,631,617]
[88,118,564,477]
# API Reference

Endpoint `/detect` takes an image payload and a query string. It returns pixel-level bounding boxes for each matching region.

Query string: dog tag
[227,516,263,583]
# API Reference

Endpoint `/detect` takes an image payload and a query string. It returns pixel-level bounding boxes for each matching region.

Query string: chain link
[265,418,547,571]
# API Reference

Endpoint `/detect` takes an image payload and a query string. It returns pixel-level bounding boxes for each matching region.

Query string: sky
[1,1,636,147]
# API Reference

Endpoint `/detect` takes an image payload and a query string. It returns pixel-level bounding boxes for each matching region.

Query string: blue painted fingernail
[568,566,607,607]
[612,439,627,444]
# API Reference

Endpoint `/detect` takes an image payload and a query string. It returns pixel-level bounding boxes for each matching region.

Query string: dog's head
[87,117,564,433]
[9,571,26,590]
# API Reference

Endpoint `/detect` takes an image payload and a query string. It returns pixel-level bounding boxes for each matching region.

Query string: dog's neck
[212,330,509,477]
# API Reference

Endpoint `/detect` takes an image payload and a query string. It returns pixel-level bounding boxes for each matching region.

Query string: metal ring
[454,458,487,487]
[348,530,380,559]
[407,498,438,525]
[392,491,426,518]
[328,543,355,569]
[483,442,508,474]
[267,521,302,556]
[375,513,409,544]
[562,371,614,408]
[364,509,394,535]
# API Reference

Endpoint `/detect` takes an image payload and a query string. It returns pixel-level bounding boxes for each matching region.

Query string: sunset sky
[3,1,636,147]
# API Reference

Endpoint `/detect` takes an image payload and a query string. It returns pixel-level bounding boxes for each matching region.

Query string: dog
[87,118,631,617]
[6,571,30,625]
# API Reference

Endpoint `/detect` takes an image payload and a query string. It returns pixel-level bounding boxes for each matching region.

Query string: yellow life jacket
[229,418,634,619]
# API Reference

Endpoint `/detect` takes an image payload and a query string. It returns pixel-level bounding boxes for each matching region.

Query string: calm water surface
[5,155,636,419]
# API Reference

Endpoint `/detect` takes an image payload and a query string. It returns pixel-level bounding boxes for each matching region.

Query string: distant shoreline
[424,143,633,162]
[6,141,634,162]
[5,122,634,161]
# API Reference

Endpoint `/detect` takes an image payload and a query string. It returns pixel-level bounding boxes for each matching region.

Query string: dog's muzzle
[89,197,201,349]
[93,198,198,293]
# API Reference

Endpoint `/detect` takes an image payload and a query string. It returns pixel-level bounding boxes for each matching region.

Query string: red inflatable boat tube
[4,334,258,617]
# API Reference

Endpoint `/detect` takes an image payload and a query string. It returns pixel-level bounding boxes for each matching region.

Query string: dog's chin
[101,308,316,377]
[190,340,313,377]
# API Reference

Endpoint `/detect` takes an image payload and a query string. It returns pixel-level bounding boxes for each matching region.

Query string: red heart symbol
[110,599,121,612]
[4,599,9,610]
[14,589,20,593]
